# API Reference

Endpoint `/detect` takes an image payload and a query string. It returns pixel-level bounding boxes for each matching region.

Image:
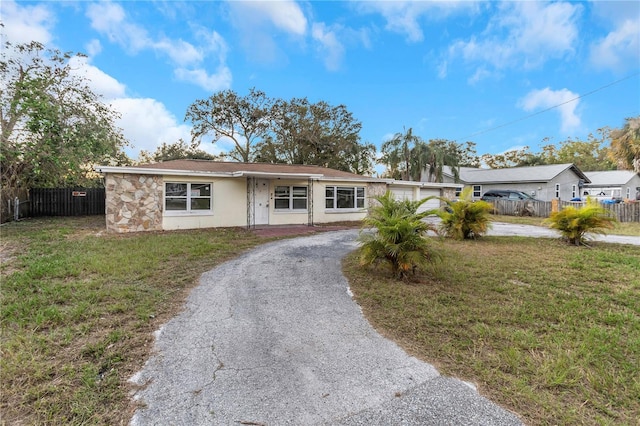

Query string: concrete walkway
[130,230,522,425]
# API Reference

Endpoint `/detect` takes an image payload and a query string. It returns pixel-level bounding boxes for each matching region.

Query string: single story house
[429,163,591,202]
[95,160,457,233]
[582,170,640,201]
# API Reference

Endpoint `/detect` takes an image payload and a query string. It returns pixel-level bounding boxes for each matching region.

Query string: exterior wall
[268,178,311,226]
[469,170,584,202]
[626,175,640,201]
[312,180,373,224]
[162,175,247,230]
[105,173,163,233]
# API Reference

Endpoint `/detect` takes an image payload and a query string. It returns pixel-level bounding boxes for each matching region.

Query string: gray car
[481,190,539,201]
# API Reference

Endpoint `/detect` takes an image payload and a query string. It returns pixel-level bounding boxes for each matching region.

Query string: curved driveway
[130,230,523,425]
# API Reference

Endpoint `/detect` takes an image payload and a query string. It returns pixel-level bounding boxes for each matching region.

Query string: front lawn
[344,236,640,425]
[0,217,267,425]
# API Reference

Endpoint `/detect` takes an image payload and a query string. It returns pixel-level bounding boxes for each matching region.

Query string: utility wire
[457,70,640,141]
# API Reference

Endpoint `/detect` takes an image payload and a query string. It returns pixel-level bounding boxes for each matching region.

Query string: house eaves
[583,170,638,186]
[459,164,591,184]
[95,165,233,178]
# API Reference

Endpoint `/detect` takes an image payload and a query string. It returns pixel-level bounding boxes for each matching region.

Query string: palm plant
[544,198,617,246]
[438,187,493,240]
[609,116,640,172]
[358,191,439,279]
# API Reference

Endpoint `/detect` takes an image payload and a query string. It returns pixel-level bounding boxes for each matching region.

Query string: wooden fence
[490,199,640,222]
[29,188,105,217]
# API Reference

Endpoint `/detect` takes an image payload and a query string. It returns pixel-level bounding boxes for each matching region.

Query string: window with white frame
[165,182,212,213]
[626,187,631,199]
[555,183,560,198]
[572,184,576,198]
[326,186,365,209]
[455,187,463,197]
[473,185,482,198]
[274,186,308,210]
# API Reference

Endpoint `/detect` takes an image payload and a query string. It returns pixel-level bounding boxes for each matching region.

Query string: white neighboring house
[582,170,640,201]
[428,163,591,202]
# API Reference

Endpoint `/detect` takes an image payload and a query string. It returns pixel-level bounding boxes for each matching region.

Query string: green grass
[2,216,639,425]
[492,214,640,237]
[343,236,640,425]
[0,217,268,425]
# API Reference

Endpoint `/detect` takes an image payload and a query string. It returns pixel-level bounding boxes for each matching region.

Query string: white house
[96,160,457,233]
[582,170,640,201]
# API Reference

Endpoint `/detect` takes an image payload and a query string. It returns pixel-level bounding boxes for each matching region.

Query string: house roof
[583,170,639,186]
[96,159,382,181]
[448,164,590,184]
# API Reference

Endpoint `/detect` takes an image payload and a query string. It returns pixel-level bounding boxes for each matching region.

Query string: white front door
[254,179,270,225]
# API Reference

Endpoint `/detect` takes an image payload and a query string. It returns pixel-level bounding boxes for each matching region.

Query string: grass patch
[0,217,269,425]
[343,236,640,425]
[492,214,640,237]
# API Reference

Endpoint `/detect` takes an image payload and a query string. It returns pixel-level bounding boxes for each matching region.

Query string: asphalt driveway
[130,230,522,425]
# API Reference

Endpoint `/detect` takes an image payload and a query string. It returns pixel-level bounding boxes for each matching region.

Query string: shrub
[544,198,617,246]
[438,187,493,240]
[358,191,439,279]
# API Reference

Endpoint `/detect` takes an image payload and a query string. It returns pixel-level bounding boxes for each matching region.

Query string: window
[626,187,631,199]
[274,186,307,210]
[455,187,463,197]
[473,185,482,198]
[555,183,560,198]
[165,182,212,213]
[572,185,577,198]
[326,186,365,209]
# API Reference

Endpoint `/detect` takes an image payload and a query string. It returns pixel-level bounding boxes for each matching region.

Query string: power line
[457,70,640,141]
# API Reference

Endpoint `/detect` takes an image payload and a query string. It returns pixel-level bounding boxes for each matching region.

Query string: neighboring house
[582,170,640,201]
[428,163,591,202]
[95,160,457,233]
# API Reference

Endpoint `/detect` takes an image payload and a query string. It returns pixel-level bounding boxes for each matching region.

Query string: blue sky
[3,0,639,164]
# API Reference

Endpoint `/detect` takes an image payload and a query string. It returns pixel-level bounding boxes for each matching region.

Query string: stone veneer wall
[105,173,163,233]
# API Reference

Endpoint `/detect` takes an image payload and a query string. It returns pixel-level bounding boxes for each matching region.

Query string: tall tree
[0,41,127,191]
[609,116,640,172]
[410,140,460,182]
[255,98,372,174]
[185,88,273,162]
[380,130,463,181]
[541,129,614,171]
[481,147,536,169]
[138,139,218,163]
[379,127,418,180]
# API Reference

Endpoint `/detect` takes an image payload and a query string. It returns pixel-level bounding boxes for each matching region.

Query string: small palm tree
[544,198,617,246]
[438,187,493,240]
[358,191,439,279]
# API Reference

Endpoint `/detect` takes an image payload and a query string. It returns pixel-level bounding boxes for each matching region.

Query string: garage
[418,188,442,213]
[389,187,414,201]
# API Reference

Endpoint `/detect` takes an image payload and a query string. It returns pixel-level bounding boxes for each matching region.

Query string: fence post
[14,197,19,221]
[551,198,559,213]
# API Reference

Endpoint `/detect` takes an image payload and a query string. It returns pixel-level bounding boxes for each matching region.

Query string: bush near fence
[489,199,640,222]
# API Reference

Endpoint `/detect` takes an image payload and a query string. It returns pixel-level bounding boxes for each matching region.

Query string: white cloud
[311,23,345,71]
[174,67,232,92]
[225,0,307,64]
[85,39,102,57]
[86,2,231,91]
[357,1,476,43]
[589,1,640,73]
[1,0,53,45]
[110,98,193,157]
[519,88,581,134]
[68,56,126,100]
[444,2,582,81]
